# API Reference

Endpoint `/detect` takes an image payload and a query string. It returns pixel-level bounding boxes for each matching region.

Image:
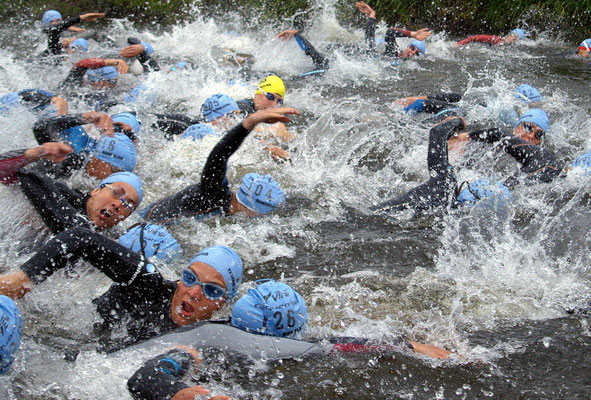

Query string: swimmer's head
[401,40,425,59]
[112,112,141,140]
[236,173,286,215]
[254,76,285,110]
[514,84,543,103]
[513,108,549,145]
[578,38,591,57]
[570,150,591,176]
[42,10,62,26]
[0,92,20,114]
[201,94,240,123]
[231,279,308,338]
[88,172,143,229]
[86,66,118,87]
[88,133,137,178]
[119,223,182,261]
[140,41,154,56]
[510,29,525,39]
[0,295,22,375]
[68,38,89,53]
[171,246,243,326]
[181,124,217,141]
[170,61,189,72]
[457,179,511,205]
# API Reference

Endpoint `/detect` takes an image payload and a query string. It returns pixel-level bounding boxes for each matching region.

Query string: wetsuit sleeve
[61,58,107,87]
[127,350,194,400]
[427,93,462,103]
[456,35,503,46]
[500,137,561,184]
[17,171,91,233]
[154,113,201,137]
[468,127,509,143]
[0,150,31,185]
[33,114,86,144]
[18,89,55,108]
[421,99,455,113]
[43,17,82,55]
[127,37,161,72]
[20,226,148,285]
[427,118,464,176]
[363,18,378,55]
[294,33,329,70]
[384,27,410,57]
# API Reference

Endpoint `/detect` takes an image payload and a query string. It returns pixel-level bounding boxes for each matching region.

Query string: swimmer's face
[171,262,226,326]
[86,181,139,229]
[514,121,544,145]
[86,156,121,179]
[211,111,241,130]
[578,48,590,57]
[254,92,283,111]
[504,34,518,44]
[400,44,421,59]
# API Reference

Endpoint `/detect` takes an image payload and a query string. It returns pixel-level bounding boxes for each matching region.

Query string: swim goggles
[100,183,136,210]
[257,87,283,105]
[522,122,545,140]
[181,268,226,300]
[409,44,422,56]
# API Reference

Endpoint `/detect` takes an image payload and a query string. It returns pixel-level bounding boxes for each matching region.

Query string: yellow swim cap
[255,75,286,99]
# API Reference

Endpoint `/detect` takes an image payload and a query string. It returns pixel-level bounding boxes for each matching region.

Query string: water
[0,7,590,399]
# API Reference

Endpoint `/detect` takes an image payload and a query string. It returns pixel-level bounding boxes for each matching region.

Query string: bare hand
[392,96,428,108]
[0,270,32,299]
[67,26,86,33]
[175,345,201,374]
[83,111,114,136]
[276,29,298,41]
[79,13,105,22]
[120,44,144,58]
[265,143,291,161]
[411,28,432,41]
[355,2,376,18]
[61,37,76,48]
[104,59,129,74]
[242,108,299,131]
[24,142,74,163]
[408,341,451,359]
[171,386,210,400]
[51,97,69,115]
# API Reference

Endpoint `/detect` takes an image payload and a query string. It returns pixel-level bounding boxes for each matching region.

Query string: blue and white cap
[231,280,308,338]
[42,10,62,25]
[571,150,591,176]
[0,93,20,114]
[98,172,143,206]
[92,133,137,172]
[112,112,141,135]
[60,126,94,153]
[457,178,511,204]
[579,39,591,51]
[0,295,22,375]
[181,124,217,141]
[69,38,89,52]
[409,39,426,54]
[510,28,525,39]
[86,66,118,84]
[201,94,239,122]
[119,223,182,261]
[189,246,243,299]
[237,173,286,214]
[515,84,543,103]
[515,108,550,133]
[140,42,154,56]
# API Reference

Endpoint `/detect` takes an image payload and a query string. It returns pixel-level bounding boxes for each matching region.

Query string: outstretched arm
[427,117,466,176]
[276,30,329,70]
[0,143,73,185]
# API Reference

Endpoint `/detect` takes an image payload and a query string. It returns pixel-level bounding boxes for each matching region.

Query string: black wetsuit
[14,89,56,113]
[371,118,464,213]
[141,123,252,223]
[364,17,415,58]
[153,113,202,139]
[236,98,256,116]
[467,127,562,186]
[293,33,330,71]
[41,16,81,57]
[20,226,178,344]
[127,37,161,72]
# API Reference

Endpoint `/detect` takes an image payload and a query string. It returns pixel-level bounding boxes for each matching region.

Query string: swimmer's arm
[61,58,108,87]
[502,136,562,182]
[294,33,330,70]
[18,89,54,107]
[33,112,113,144]
[467,127,509,143]
[0,143,73,185]
[44,16,82,35]
[427,92,462,103]
[456,35,503,46]
[408,341,451,359]
[125,38,161,72]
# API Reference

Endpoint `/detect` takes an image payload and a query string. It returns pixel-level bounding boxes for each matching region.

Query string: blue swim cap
[237,173,286,214]
[140,41,154,56]
[92,133,137,172]
[511,28,525,39]
[571,150,591,176]
[201,94,239,122]
[579,39,591,50]
[86,67,118,84]
[99,172,143,206]
[189,246,243,299]
[112,112,141,135]
[181,124,217,141]
[119,223,182,260]
[60,126,94,153]
[69,38,89,52]
[515,108,550,133]
[231,280,308,338]
[409,39,426,54]
[457,179,511,204]
[42,10,62,25]
[404,99,424,114]
[0,92,20,114]
[125,84,150,104]
[0,295,22,375]
[514,84,543,103]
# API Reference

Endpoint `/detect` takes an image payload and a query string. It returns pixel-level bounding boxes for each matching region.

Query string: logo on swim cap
[514,84,543,103]
[236,173,286,214]
[119,223,182,261]
[42,10,62,25]
[255,76,286,99]
[231,280,308,338]
[515,108,550,133]
[92,133,137,172]
[181,124,217,141]
[189,246,243,299]
[201,94,239,122]
[86,66,119,84]
[0,295,22,375]
[457,179,511,205]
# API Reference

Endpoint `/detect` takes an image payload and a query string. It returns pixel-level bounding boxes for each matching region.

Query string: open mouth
[180,301,195,317]
[100,209,113,219]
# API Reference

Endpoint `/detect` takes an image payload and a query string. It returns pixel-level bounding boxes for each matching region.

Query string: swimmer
[60,57,129,89]
[275,29,330,72]
[0,143,142,232]
[121,37,161,72]
[61,37,89,53]
[140,108,296,223]
[0,295,22,375]
[576,38,591,57]
[40,9,105,57]
[0,89,68,116]
[356,1,430,59]
[456,28,525,46]
[0,237,243,346]
[236,75,286,115]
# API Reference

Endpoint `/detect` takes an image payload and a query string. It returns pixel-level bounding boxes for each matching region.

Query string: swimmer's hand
[393,96,428,108]
[0,270,32,299]
[51,96,69,115]
[61,37,76,48]
[171,386,210,400]
[411,28,432,41]
[80,13,106,22]
[408,341,451,359]
[104,59,129,74]
[242,108,299,131]
[83,111,114,136]
[174,345,201,374]
[24,142,74,163]
[355,2,376,19]
[265,143,291,162]
[276,30,298,41]
[120,44,144,58]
